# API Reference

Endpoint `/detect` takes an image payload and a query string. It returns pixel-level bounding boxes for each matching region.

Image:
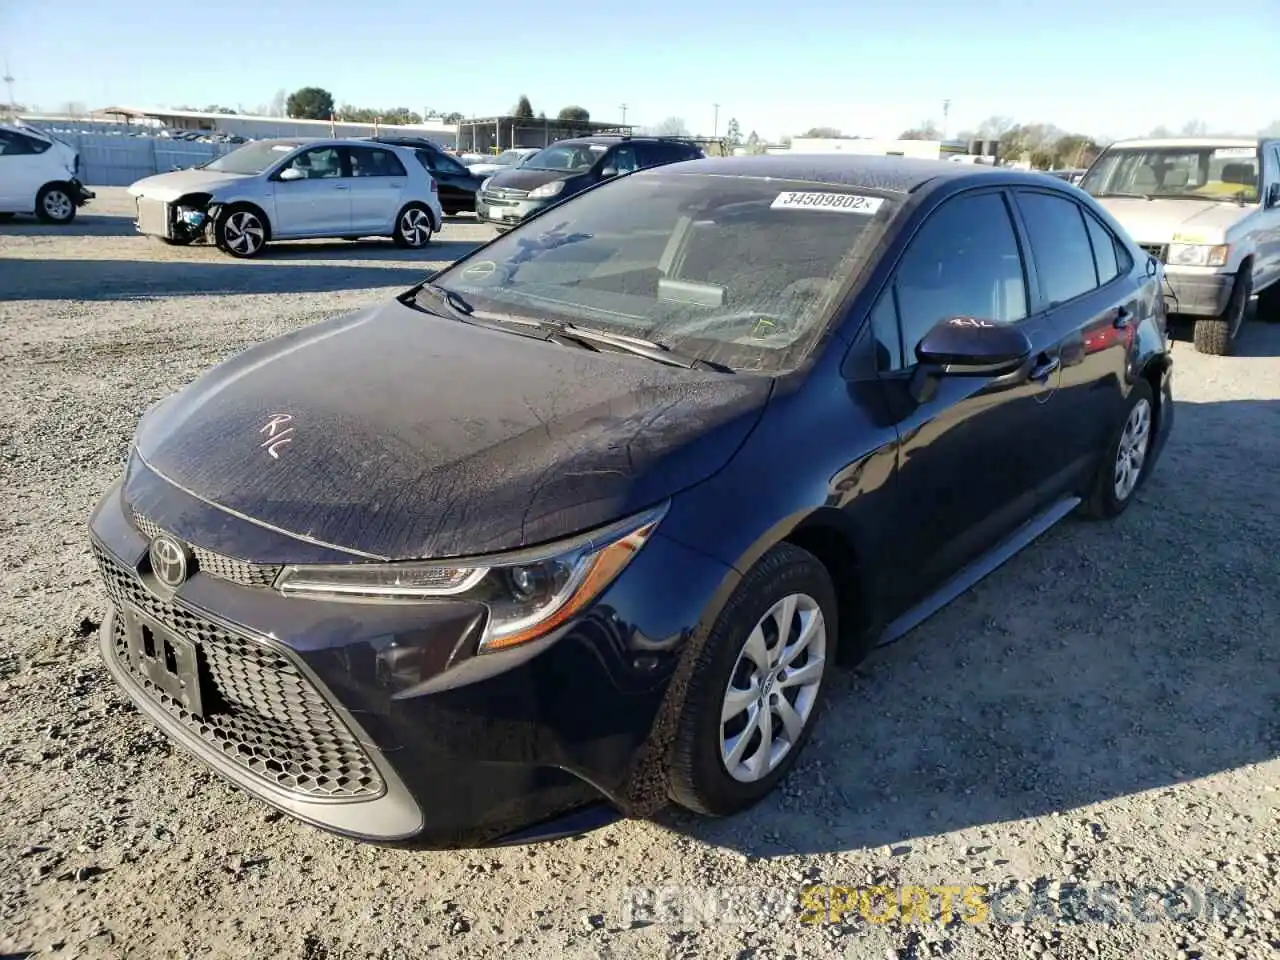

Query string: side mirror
[1266,182,1280,208]
[600,166,618,179]
[909,316,1033,403]
[278,167,304,182]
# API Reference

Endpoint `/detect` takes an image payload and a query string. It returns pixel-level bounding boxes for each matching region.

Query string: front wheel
[392,204,434,249]
[35,184,76,224]
[1193,269,1251,355]
[667,542,836,816]
[214,205,268,258]
[1080,379,1156,520]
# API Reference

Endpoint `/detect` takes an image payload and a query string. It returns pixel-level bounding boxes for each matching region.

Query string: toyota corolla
[89,155,1174,848]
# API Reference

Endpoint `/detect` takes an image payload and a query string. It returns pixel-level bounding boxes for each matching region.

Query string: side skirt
[876,495,1082,648]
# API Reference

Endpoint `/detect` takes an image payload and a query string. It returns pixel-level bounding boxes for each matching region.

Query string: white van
[1078,137,1280,355]
[0,123,95,225]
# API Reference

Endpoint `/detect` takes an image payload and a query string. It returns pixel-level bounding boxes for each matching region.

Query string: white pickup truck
[1077,137,1280,355]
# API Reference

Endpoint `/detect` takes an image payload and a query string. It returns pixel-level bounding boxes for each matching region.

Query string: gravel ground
[1,188,1277,960]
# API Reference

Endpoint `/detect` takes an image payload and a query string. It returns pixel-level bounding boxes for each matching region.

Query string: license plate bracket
[122,606,206,717]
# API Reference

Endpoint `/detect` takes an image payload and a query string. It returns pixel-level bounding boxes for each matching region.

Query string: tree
[287,87,335,120]
[801,126,842,138]
[898,121,941,140]
[558,105,590,122]
[1053,133,1100,169]
[745,130,768,155]
[1029,149,1055,170]
[442,111,465,124]
[512,95,534,119]
[268,89,287,118]
[1147,124,1174,138]
[724,117,742,149]
[977,115,1016,138]
[653,116,690,136]
[1181,119,1209,136]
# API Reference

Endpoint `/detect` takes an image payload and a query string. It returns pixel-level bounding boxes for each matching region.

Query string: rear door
[269,145,351,237]
[868,188,1065,611]
[347,146,408,233]
[0,129,53,211]
[1009,188,1140,495]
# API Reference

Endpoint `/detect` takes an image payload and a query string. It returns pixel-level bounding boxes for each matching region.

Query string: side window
[636,142,683,167]
[434,153,470,176]
[1016,191,1098,305]
[869,290,903,371]
[0,130,34,156]
[24,134,51,154]
[1083,210,1120,285]
[349,147,407,177]
[890,191,1029,364]
[415,149,438,172]
[608,145,638,173]
[279,146,343,179]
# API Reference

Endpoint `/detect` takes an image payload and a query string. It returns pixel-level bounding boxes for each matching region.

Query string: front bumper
[70,178,95,205]
[88,466,731,848]
[1162,267,1235,318]
[475,192,554,227]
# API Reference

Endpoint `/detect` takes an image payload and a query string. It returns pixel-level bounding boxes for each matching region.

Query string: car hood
[1093,196,1252,244]
[128,168,250,202]
[133,299,771,561]
[468,162,507,177]
[486,167,581,191]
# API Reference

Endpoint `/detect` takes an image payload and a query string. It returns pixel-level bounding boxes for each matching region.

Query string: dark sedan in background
[476,135,705,228]
[89,154,1173,849]
[370,135,486,215]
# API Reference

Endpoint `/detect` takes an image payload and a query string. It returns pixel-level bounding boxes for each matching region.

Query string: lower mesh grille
[93,543,384,802]
[131,512,282,588]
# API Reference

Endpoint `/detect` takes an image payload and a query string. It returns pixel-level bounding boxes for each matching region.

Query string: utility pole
[713,103,720,139]
[942,99,951,140]
[3,63,15,118]
[619,103,627,126]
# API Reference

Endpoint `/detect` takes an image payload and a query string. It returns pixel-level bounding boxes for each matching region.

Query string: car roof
[643,153,1054,196]
[552,136,697,147]
[1105,136,1262,149]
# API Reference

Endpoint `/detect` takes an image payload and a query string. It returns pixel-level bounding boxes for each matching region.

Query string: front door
[269,145,351,237]
[869,188,1064,613]
[346,146,408,234]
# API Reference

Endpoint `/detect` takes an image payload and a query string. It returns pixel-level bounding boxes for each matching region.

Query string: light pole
[3,63,15,118]
[713,103,720,139]
[619,103,627,126]
[942,99,951,140]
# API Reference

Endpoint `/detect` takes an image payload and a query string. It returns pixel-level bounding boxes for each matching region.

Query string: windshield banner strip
[770,192,884,214]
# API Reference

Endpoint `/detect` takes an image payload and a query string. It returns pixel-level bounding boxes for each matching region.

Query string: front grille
[1139,242,1168,262]
[135,197,171,238]
[131,512,281,588]
[486,187,529,200]
[94,543,385,802]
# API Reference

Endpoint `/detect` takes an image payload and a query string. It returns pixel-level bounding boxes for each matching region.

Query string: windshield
[203,141,302,175]
[523,143,608,172]
[1079,145,1260,202]
[494,150,526,165]
[430,171,898,373]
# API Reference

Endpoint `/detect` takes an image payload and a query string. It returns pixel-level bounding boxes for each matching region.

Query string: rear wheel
[1193,269,1250,355]
[1080,379,1155,520]
[35,184,76,224]
[668,543,836,816]
[392,204,434,248]
[1258,281,1280,323]
[0,212,14,223]
[214,205,267,258]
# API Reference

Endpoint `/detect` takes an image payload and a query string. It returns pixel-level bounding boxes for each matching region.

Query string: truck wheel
[0,213,14,223]
[1192,269,1250,355]
[1258,281,1280,323]
[35,184,76,225]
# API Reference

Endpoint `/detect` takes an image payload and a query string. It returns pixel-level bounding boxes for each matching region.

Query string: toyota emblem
[148,535,191,588]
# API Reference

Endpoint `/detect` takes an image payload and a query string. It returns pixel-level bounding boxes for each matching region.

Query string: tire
[1080,379,1156,520]
[35,184,76,225]
[1258,281,1280,323]
[668,542,837,816]
[214,204,268,258]
[392,203,434,249]
[0,212,14,223]
[1192,269,1250,355]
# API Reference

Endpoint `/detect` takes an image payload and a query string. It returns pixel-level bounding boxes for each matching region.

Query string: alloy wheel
[1113,397,1152,502]
[224,211,264,255]
[42,189,73,221]
[719,592,827,783]
[400,208,433,247]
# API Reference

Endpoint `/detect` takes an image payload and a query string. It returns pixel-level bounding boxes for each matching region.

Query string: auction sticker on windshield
[1212,147,1256,158]
[771,192,884,214]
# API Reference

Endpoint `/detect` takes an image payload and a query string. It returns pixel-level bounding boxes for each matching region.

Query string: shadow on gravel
[0,252,479,300]
[661,398,1280,857]
[0,212,138,238]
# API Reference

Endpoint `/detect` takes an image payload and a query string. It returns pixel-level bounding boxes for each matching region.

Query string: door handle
[1029,354,1061,383]
[1114,306,1134,328]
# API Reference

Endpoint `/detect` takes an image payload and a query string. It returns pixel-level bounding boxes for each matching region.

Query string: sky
[2,0,1277,142]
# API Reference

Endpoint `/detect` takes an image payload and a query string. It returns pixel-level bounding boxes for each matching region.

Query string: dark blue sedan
[88,154,1173,848]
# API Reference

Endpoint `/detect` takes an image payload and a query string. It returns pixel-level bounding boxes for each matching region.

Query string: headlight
[1166,243,1229,268]
[273,503,668,652]
[480,177,493,191]
[528,180,565,199]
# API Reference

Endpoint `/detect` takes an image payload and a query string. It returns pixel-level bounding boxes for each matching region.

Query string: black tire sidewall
[36,185,75,224]
[1085,379,1156,519]
[393,203,434,247]
[668,543,838,816]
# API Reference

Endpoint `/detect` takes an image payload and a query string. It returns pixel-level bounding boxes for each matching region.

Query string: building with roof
[92,106,459,147]
[456,116,634,154]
